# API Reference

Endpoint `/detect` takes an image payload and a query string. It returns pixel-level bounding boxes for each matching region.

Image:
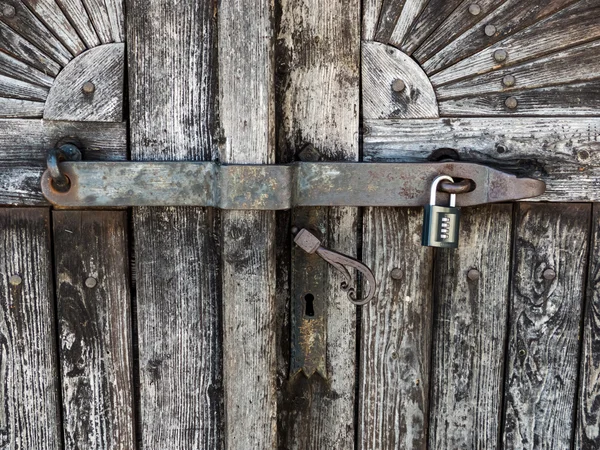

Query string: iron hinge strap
[41,161,545,208]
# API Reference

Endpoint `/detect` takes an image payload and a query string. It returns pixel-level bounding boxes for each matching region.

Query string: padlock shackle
[430,175,457,207]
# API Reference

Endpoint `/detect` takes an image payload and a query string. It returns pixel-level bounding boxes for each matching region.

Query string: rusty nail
[484,25,496,36]
[467,269,480,281]
[494,49,508,62]
[502,75,516,87]
[9,274,22,286]
[85,277,98,288]
[543,268,556,280]
[82,81,95,94]
[391,79,406,92]
[468,3,481,15]
[390,268,402,280]
[505,96,518,109]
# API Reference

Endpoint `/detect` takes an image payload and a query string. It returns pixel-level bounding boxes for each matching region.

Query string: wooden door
[0,0,599,449]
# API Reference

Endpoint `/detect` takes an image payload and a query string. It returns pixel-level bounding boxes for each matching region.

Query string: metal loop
[47,144,82,191]
[439,179,474,195]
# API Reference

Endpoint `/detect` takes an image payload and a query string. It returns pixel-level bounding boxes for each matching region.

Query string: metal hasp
[42,161,546,208]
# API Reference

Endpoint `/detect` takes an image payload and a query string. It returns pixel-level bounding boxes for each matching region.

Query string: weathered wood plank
[362,41,438,119]
[363,117,600,202]
[218,0,277,447]
[363,0,383,40]
[0,21,62,76]
[0,0,73,66]
[104,0,125,42]
[424,0,580,79]
[21,0,86,57]
[502,203,590,448]
[388,0,428,48]
[277,0,360,447]
[82,0,114,43]
[359,208,433,450]
[435,40,600,99]
[44,43,124,121]
[429,0,600,84]
[374,0,406,43]
[414,0,509,66]
[438,80,600,116]
[398,0,464,54]
[0,74,49,101]
[53,210,134,449]
[55,0,101,48]
[0,97,44,117]
[577,204,600,449]
[0,51,54,89]
[429,204,512,449]
[127,0,223,447]
[0,208,61,449]
[0,120,126,205]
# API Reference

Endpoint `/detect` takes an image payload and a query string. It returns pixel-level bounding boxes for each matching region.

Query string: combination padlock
[422,175,461,248]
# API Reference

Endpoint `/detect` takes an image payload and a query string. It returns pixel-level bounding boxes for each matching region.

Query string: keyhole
[304,293,315,317]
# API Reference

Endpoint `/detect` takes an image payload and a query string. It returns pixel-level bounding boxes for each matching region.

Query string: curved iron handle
[293,228,377,305]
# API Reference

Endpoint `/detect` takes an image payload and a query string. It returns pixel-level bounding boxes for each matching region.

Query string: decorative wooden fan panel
[0,0,124,120]
[363,0,600,117]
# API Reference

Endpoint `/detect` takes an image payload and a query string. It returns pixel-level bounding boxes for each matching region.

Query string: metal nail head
[505,96,518,109]
[390,268,402,280]
[468,3,481,15]
[494,49,508,62]
[2,4,16,17]
[484,25,496,36]
[502,75,516,87]
[82,81,95,94]
[543,268,556,280]
[85,277,98,288]
[9,274,22,286]
[467,269,480,281]
[391,79,406,93]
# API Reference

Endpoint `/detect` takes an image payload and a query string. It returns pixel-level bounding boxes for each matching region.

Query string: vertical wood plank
[277,0,360,447]
[428,204,512,449]
[53,211,134,449]
[0,208,61,449]
[503,203,590,449]
[127,0,223,448]
[218,0,277,448]
[359,208,433,450]
[577,203,600,449]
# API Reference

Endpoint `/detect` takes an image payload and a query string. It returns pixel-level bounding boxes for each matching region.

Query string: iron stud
[494,49,508,62]
[468,3,481,15]
[484,25,496,36]
[391,79,406,93]
[82,81,95,94]
[505,96,518,109]
[9,274,22,286]
[85,277,98,288]
[502,75,516,87]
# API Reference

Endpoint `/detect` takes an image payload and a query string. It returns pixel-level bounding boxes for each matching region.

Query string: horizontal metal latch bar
[41,161,545,208]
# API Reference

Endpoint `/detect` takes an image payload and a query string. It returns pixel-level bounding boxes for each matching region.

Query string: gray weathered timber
[0,97,44,117]
[503,203,590,449]
[359,208,433,450]
[53,211,134,449]
[362,42,439,120]
[364,117,600,202]
[55,0,101,48]
[277,0,360,447]
[0,74,49,101]
[218,0,277,447]
[388,0,429,48]
[104,0,125,42]
[577,204,600,449]
[398,0,463,54]
[413,0,508,66]
[127,0,223,447]
[21,0,86,57]
[438,81,600,116]
[429,204,512,449]
[0,52,54,89]
[429,0,600,83]
[0,20,62,76]
[435,40,600,99]
[82,0,113,43]
[363,0,383,39]
[374,0,406,43]
[44,43,124,121]
[425,0,580,79]
[0,208,61,449]
[0,120,126,205]
[0,0,73,66]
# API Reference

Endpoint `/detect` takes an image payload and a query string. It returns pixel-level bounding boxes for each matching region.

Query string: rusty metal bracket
[41,161,546,208]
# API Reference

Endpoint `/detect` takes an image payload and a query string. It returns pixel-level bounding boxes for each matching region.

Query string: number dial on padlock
[422,175,461,248]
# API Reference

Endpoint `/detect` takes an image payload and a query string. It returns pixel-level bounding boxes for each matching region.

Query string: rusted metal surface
[41,161,546,208]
